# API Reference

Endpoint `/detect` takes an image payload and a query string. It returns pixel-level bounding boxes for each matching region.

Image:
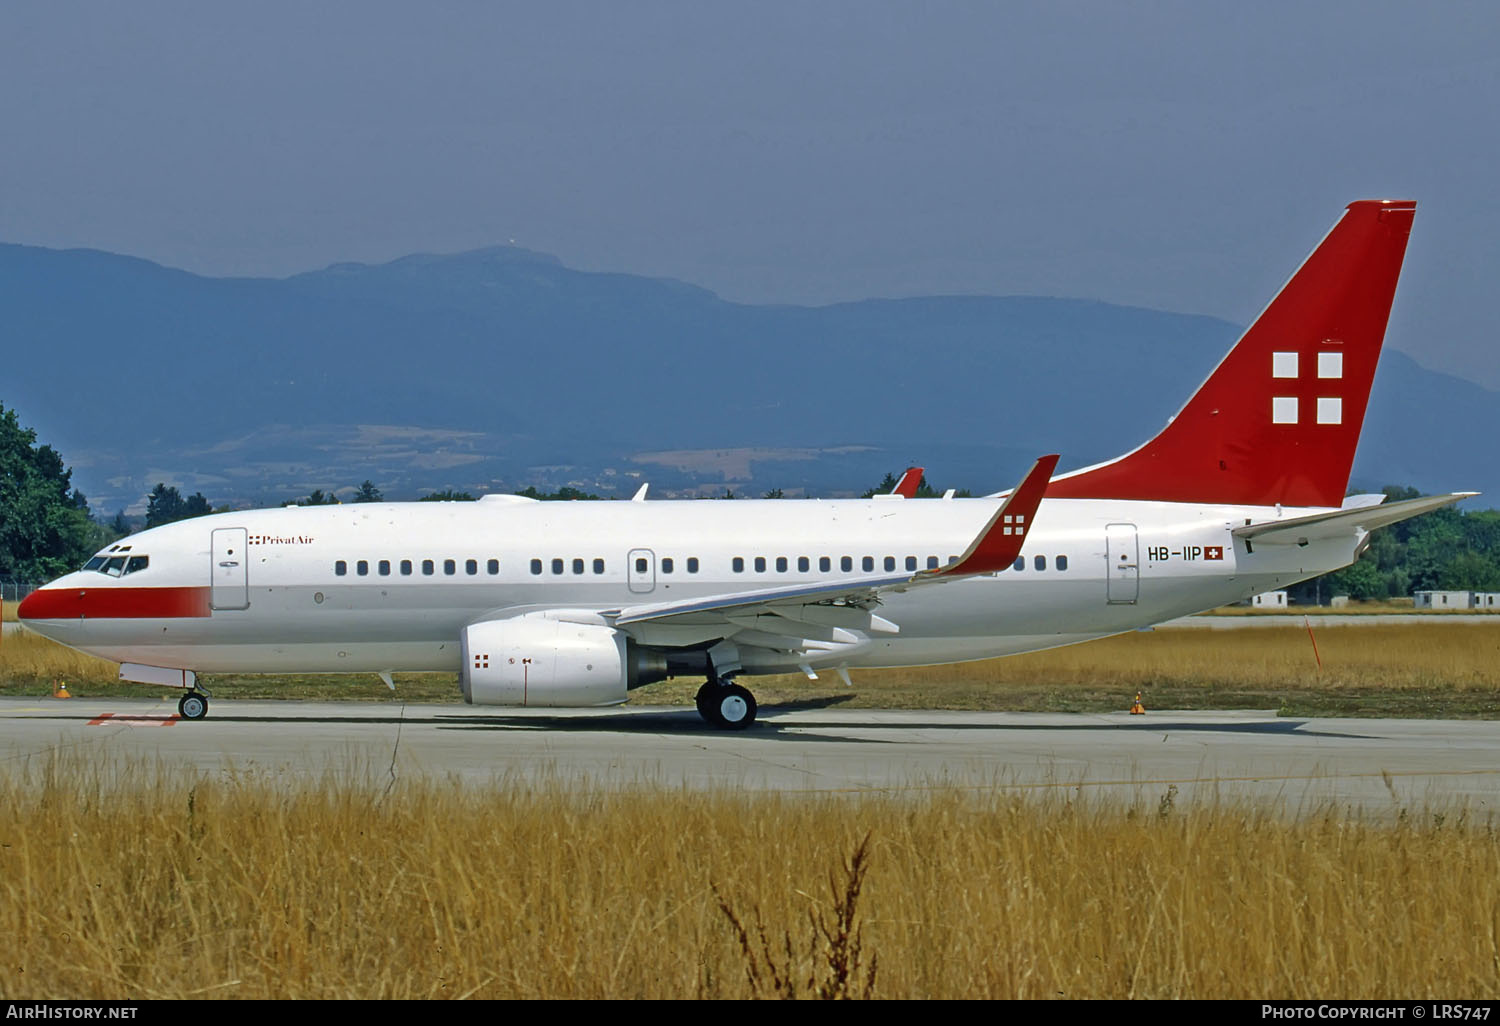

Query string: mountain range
[2,242,1492,514]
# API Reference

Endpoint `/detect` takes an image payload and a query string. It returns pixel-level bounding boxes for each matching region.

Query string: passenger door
[210,528,250,610]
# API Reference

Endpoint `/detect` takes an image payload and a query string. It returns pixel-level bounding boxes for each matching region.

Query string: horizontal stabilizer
[1233,492,1476,546]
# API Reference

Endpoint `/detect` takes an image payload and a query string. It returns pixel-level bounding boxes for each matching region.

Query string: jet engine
[460,616,668,707]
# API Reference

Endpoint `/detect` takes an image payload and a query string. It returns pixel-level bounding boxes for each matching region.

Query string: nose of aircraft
[16,578,86,641]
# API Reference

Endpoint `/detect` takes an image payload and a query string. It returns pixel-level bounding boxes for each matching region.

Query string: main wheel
[178,692,208,720]
[709,683,757,731]
[694,682,717,724]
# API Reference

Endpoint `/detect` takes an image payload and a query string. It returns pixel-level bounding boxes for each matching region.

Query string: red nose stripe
[18,586,212,620]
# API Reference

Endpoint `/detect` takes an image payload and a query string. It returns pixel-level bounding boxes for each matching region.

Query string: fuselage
[20,492,1353,677]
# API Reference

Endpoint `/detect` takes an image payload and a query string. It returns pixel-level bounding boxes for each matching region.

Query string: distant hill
[1,242,1491,512]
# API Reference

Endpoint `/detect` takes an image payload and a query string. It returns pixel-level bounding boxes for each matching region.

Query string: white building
[1252,591,1288,609]
[1414,591,1476,610]
[1475,593,1500,611]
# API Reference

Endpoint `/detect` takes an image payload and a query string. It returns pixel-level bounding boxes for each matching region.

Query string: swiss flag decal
[1205,546,1224,561]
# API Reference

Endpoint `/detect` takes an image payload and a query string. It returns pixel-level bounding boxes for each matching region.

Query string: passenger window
[467,559,479,575]
[662,558,674,574]
[531,559,543,576]
[378,560,391,576]
[1057,555,1068,571]
[927,556,939,569]
[401,560,413,576]
[754,556,766,573]
[335,560,347,577]
[862,556,874,572]
[572,558,584,575]
[841,556,853,572]
[125,556,149,575]
[423,559,435,576]
[819,556,830,572]
[1013,557,1024,571]
[1035,555,1046,571]
[357,560,369,576]
[776,556,788,573]
[487,559,499,575]
[444,559,457,575]
[798,556,810,572]
[635,557,647,573]
[733,557,745,573]
[551,558,564,575]
[593,558,604,574]
[905,556,917,571]
[882,556,894,571]
[687,557,699,574]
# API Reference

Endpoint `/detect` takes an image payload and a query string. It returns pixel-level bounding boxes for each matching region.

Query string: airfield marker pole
[1304,615,1323,669]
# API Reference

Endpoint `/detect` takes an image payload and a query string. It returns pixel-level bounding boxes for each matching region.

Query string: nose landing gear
[694,679,758,730]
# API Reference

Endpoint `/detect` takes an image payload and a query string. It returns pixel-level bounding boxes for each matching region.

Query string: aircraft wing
[1232,492,1476,547]
[609,456,1057,644]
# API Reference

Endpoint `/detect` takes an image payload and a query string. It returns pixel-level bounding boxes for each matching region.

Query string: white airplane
[21,199,1470,729]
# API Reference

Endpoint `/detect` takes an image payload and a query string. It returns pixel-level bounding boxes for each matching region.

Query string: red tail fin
[892,466,924,498]
[1048,200,1416,508]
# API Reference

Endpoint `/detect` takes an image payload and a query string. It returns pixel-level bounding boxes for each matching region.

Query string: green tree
[353,480,384,503]
[762,488,785,499]
[145,484,182,526]
[514,485,602,501]
[283,489,339,507]
[0,402,96,579]
[145,484,215,527]
[420,490,476,501]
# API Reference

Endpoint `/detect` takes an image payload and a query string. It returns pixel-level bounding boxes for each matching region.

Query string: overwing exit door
[627,548,656,594]
[210,528,249,610]
[1106,523,1139,604]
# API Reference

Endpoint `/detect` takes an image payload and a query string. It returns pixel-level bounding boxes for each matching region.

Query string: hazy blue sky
[3,2,1497,387]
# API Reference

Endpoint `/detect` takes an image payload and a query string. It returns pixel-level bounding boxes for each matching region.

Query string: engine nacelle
[460,617,666,707]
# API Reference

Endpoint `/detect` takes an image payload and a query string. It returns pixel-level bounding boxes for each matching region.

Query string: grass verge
[1,760,1495,999]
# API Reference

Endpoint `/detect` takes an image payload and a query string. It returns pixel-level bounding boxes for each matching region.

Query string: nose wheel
[694,680,758,730]
[177,691,209,720]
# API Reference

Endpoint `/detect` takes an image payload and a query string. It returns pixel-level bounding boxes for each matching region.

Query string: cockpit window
[86,553,150,575]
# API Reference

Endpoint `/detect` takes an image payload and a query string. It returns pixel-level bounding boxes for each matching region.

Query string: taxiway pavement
[0,696,1494,814]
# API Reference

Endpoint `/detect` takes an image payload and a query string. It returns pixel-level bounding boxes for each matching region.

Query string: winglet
[891,467,924,498]
[923,455,1058,577]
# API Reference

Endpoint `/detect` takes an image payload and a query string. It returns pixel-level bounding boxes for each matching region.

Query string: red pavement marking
[87,713,179,727]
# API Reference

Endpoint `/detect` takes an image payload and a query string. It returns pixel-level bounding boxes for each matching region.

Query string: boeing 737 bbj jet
[21,200,1469,728]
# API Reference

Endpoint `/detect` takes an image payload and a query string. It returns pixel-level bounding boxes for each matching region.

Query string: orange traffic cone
[53,680,71,700]
[1129,691,1145,715]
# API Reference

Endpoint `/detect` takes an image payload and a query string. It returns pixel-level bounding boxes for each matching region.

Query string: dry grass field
[1,759,1496,999]
[4,620,1500,717]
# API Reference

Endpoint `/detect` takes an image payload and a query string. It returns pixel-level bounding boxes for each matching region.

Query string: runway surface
[0,696,1495,814]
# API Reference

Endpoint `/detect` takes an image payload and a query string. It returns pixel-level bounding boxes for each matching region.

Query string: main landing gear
[177,690,210,721]
[695,679,758,730]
